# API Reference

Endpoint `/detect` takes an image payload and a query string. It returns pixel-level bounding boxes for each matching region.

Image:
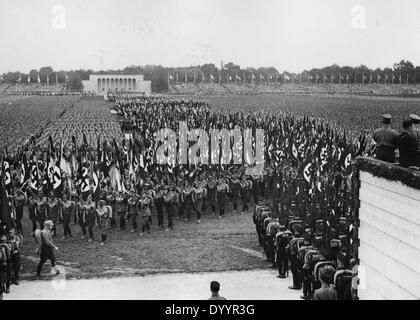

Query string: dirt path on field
[5,268,300,300]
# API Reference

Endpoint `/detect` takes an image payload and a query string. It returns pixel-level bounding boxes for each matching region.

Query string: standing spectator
[208,281,227,300]
[372,114,398,163]
[396,119,419,168]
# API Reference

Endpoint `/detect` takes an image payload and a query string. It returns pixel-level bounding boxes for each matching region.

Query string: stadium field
[11,93,418,280]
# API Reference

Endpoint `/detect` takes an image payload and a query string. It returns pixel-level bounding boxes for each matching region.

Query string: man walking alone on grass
[36,220,59,277]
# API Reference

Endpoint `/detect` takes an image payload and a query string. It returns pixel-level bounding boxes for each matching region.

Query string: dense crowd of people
[2,93,419,299]
[168,82,420,96]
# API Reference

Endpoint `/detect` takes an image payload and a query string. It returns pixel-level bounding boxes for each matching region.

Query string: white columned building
[83,74,152,95]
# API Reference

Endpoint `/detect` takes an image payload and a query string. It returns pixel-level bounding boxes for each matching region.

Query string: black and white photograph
[0,0,419,305]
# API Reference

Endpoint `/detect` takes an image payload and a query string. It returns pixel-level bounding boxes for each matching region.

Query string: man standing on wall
[372,114,398,163]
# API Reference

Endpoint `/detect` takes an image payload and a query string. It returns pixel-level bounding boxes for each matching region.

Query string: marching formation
[0,94,378,299]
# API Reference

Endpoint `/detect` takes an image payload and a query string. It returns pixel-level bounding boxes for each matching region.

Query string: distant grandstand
[168,82,420,97]
[0,83,94,96]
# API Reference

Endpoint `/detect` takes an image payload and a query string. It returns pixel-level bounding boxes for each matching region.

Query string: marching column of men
[253,198,358,300]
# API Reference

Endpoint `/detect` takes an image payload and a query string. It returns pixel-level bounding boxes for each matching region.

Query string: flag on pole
[210,73,215,81]
[169,74,174,80]
[235,74,241,81]
[47,74,50,85]
[17,76,22,83]
[284,73,290,81]
[27,74,31,83]
[65,74,69,82]
[38,74,41,83]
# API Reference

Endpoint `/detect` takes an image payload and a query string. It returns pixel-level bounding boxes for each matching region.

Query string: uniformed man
[261,211,273,259]
[193,180,206,223]
[36,220,59,277]
[183,180,195,222]
[127,191,140,232]
[372,114,398,163]
[266,216,282,267]
[60,193,76,239]
[297,234,314,300]
[36,191,48,230]
[96,199,112,244]
[409,114,420,147]
[139,189,152,235]
[216,177,229,219]
[82,195,97,242]
[155,184,165,228]
[0,229,11,293]
[115,191,127,231]
[47,192,60,237]
[13,189,26,234]
[396,119,419,168]
[163,184,176,231]
[289,228,305,290]
[0,226,7,299]
[27,191,38,235]
[239,175,251,215]
[230,173,241,213]
[206,174,217,215]
[106,187,117,229]
[7,228,23,285]
[275,221,293,278]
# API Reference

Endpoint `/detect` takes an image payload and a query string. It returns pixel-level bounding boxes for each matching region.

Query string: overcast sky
[1,0,420,74]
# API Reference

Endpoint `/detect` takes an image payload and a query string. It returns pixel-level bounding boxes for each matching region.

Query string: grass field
[190,94,420,137]
[19,201,269,280]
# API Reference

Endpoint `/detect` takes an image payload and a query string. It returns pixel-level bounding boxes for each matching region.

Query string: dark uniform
[155,186,165,228]
[372,114,398,163]
[266,218,281,265]
[13,191,26,234]
[289,236,305,289]
[409,114,420,151]
[36,195,48,230]
[240,177,252,214]
[47,197,60,237]
[164,187,176,230]
[127,193,140,231]
[207,177,217,215]
[0,234,11,294]
[83,199,97,241]
[297,242,314,300]
[230,175,241,212]
[28,195,38,233]
[194,182,206,222]
[8,230,23,285]
[106,191,117,229]
[275,226,293,278]
[115,192,127,230]
[183,184,195,221]
[396,128,419,168]
[216,179,229,219]
[61,198,75,238]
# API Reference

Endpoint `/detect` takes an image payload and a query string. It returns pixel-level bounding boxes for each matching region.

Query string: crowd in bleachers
[167,82,420,97]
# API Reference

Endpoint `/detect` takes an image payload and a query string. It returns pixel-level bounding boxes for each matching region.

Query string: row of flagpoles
[168,71,413,85]
[0,73,69,85]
